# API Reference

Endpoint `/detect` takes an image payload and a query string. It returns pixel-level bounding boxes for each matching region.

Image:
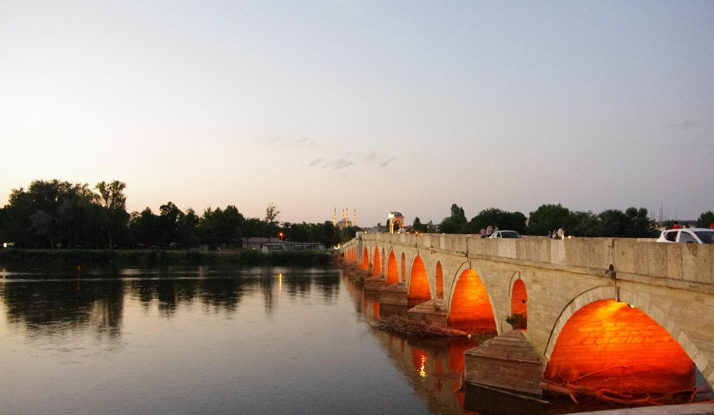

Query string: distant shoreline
[0,249,333,269]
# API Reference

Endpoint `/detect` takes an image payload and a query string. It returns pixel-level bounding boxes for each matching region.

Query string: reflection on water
[344,276,482,415]
[0,265,625,415]
[0,266,342,341]
[0,265,439,415]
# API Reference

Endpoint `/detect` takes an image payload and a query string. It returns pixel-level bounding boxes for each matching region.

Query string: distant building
[333,207,356,229]
[388,212,405,233]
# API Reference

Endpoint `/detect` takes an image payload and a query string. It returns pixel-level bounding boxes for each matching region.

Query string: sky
[1,1,713,226]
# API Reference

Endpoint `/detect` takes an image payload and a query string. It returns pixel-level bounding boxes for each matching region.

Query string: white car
[657,228,714,244]
[489,230,522,239]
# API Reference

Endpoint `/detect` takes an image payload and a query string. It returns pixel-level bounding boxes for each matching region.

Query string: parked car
[489,230,522,239]
[657,228,714,244]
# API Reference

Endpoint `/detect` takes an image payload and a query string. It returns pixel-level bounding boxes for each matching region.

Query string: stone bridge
[341,232,714,396]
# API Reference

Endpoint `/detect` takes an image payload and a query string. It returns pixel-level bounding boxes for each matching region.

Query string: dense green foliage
[697,211,714,228]
[427,203,669,238]
[0,179,359,249]
[436,204,528,235]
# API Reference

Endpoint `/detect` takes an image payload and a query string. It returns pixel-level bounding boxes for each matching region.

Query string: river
[0,265,482,415]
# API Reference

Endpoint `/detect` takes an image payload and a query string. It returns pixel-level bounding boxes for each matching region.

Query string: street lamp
[279,232,284,241]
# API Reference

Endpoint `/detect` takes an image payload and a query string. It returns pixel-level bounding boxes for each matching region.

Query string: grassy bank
[0,248,333,268]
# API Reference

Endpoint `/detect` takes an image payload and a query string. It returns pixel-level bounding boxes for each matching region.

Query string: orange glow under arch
[447,269,496,333]
[408,256,431,306]
[386,251,398,285]
[511,279,527,329]
[373,247,382,275]
[544,299,695,394]
[435,262,444,299]
[361,247,369,270]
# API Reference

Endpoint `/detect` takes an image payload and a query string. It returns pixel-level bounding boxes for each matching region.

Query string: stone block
[406,299,448,328]
[364,274,386,291]
[379,282,408,306]
[464,331,543,397]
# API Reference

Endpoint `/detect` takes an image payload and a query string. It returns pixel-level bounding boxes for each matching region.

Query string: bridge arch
[509,274,527,330]
[361,247,369,270]
[447,268,497,333]
[407,255,431,307]
[373,247,382,275]
[544,287,708,392]
[435,262,444,300]
[386,249,399,285]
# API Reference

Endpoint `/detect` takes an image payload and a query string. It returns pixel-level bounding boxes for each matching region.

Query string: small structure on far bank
[388,212,405,233]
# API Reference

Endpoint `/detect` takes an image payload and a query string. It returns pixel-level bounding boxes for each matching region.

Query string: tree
[697,211,714,228]
[177,208,200,248]
[528,204,572,236]
[624,207,654,238]
[265,203,280,224]
[439,204,468,233]
[413,217,428,233]
[569,211,599,237]
[95,180,129,247]
[596,209,630,237]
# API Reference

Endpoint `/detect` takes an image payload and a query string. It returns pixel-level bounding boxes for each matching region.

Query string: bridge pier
[379,282,407,306]
[406,299,448,329]
[363,274,386,291]
[464,330,543,398]
[379,283,408,318]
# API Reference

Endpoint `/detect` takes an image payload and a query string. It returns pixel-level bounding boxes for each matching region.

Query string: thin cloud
[309,158,324,167]
[362,152,397,168]
[327,158,354,170]
[296,136,309,144]
[669,118,698,130]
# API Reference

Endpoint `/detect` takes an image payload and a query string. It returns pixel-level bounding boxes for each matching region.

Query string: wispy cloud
[363,152,397,168]
[669,118,698,130]
[309,158,324,167]
[296,136,309,144]
[327,158,354,170]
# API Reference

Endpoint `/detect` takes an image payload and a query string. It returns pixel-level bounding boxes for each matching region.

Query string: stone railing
[361,233,714,288]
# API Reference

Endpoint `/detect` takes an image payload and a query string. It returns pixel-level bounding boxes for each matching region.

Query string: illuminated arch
[373,247,382,275]
[447,269,496,333]
[361,247,369,270]
[544,299,696,394]
[386,250,399,285]
[435,262,444,300]
[408,256,431,306]
[510,278,528,330]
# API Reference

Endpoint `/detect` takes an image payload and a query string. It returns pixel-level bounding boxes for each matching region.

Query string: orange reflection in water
[545,299,695,394]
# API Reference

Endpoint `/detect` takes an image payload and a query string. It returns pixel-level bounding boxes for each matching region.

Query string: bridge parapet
[361,233,714,292]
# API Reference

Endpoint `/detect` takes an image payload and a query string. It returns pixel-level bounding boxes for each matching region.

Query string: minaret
[353,209,356,227]
[333,208,336,226]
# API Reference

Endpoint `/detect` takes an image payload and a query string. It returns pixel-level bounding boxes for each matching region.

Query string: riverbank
[0,248,333,268]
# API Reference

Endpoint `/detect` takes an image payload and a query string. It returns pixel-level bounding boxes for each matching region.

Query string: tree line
[413,204,714,238]
[0,179,360,249]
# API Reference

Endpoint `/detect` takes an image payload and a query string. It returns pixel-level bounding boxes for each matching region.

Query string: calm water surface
[0,266,477,415]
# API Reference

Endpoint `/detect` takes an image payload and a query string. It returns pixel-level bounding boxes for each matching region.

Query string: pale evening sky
[1,1,713,226]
